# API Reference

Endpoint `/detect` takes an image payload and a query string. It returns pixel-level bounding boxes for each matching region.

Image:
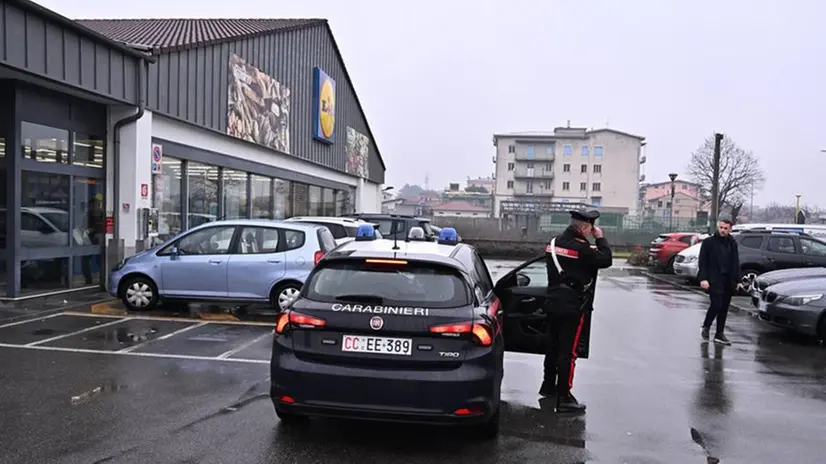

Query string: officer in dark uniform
[540,209,613,412]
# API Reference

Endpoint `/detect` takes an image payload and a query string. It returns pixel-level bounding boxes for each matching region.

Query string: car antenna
[392,218,401,251]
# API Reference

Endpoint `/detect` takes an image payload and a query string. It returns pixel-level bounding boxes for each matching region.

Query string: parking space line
[62,311,275,327]
[217,332,273,359]
[26,318,131,347]
[0,342,269,364]
[0,312,67,329]
[117,321,209,353]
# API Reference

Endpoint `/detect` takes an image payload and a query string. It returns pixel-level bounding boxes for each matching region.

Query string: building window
[153,157,183,242]
[292,183,310,216]
[322,188,336,216]
[547,145,554,155]
[222,168,248,219]
[274,179,291,219]
[526,181,533,193]
[309,185,323,216]
[666,201,672,208]
[580,164,587,173]
[592,182,601,191]
[593,164,602,173]
[658,200,663,207]
[507,163,514,171]
[187,161,219,227]
[562,182,570,191]
[545,163,553,171]
[563,164,570,172]
[563,144,572,156]
[72,133,104,168]
[527,146,535,158]
[250,175,273,219]
[526,163,534,169]
[21,122,69,164]
[542,180,552,189]
[581,145,590,156]
[507,180,514,189]
[21,171,71,248]
[508,145,515,153]
[580,182,587,191]
[594,146,603,156]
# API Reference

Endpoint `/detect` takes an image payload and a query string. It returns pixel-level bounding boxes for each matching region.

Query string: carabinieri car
[269,226,595,439]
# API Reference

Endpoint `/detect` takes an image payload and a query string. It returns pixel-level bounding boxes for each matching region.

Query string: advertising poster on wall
[345,126,370,179]
[227,53,291,154]
[312,67,336,144]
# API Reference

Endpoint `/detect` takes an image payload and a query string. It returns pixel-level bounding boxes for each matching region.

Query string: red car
[648,233,701,273]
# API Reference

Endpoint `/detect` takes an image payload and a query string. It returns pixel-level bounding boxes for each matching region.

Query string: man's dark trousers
[544,311,586,395]
[703,282,733,334]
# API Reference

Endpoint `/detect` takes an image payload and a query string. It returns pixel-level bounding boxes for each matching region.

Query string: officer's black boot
[539,379,556,397]
[556,391,586,413]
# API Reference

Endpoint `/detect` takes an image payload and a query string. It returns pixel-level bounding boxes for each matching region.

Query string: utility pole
[668,173,678,231]
[709,133,723,232]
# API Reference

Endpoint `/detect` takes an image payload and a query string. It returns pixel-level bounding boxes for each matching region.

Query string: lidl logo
[313,67,336,144]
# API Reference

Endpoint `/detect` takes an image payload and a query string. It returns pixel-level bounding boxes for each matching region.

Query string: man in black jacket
[540,210,613,412]
[698,219,739,345]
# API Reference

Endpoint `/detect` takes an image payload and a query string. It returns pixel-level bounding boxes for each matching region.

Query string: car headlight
[783,294,823,306]
[684,256,697,263]
[112,258,129,271]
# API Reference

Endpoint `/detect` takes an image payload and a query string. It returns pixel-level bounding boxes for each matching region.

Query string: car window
[678,236,695,245]
[238,227,279,254]
[317,228,337,252]
[472,251,494,295]
[767,236,797,254]
[369,219,394,236]
[799,238,826,257]
[324,223,348,239]
[282,229,306,251]
[517,261,548,288]
[419,221,434,236]
[21,212,48,232]
[652,235,669,244]
[41,212,70,232]
[739,236,763,249]
[177,226,236,255]
[304,260,471,308]
[344,225,360,238]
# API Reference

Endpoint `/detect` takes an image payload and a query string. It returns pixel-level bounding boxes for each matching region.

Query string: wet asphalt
[1,263,825,463]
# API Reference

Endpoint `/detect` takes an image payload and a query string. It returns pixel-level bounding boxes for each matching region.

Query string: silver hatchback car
[109,219,337,312]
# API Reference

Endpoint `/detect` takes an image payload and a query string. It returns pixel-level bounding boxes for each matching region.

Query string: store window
[152,157,183,242]
[20,171,71,248]
[187,162,219,228]
[1,136,6,295]
[251,175,273,219]
[222,168,248,219]
[72,133,104,168]
[309,185,323,216]
[21,258,69,294]
[21,122,69,164]
[274,179,291,219]
[292,183,309,217]
[322,188,335,216]
[72,178,104,287]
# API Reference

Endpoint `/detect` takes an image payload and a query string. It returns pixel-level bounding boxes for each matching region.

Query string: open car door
[493,254,595,359]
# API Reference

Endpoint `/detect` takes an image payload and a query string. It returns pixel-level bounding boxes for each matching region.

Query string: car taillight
[274,311,326,334]
[487,298,500,318]
[429,321,493,347]
[314,250,325,265]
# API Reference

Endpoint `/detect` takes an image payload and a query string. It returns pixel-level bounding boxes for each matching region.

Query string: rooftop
[494,127,645,142]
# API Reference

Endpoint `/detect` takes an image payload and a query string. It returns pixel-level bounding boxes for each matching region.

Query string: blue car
[109,219,338,312]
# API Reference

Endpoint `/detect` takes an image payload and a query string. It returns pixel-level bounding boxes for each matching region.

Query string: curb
[641,271,757,316]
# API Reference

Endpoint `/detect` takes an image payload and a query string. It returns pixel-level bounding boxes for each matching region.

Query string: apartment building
[639,180,705,219]
[492,126,646,218]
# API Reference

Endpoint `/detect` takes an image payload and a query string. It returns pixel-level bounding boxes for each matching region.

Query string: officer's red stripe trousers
[568,313,586,389]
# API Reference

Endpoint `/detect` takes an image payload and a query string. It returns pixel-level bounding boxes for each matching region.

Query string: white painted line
[63,311,276,327]
[0,342,269,364]
[117,321,208,353]
[217,332,273,359]
[26,318,131,347]
[0,311,67,329]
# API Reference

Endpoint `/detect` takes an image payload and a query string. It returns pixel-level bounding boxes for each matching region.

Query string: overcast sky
[40,0,826,206]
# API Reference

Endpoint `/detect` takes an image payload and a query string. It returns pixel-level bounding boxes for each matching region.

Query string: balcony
[514,152,555,161]
[513,185,554,197]
[513,166,554,179]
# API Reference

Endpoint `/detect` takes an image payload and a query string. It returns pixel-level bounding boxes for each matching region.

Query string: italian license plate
[341,335,413,356]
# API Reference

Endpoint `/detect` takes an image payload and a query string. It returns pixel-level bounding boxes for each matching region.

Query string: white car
[672,233,710,281]
[284,216,381,246]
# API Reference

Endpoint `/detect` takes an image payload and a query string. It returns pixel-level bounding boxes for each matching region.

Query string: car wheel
[276,409,308,425]
[667,256,677,274]
[119,275,159,312]
[817,313,826,343]
[475,405,500,440]
[738,268,761,295]
[271,282,302,311]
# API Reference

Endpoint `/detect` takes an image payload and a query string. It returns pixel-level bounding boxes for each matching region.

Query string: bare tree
[687,134,765,214]
[728,197,745,224]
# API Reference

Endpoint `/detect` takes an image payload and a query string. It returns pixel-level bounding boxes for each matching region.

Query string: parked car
[750,267,826,307]
[341,213,437,241]
[284,216,381,246]
[109,219,338,312]
[736,229,826,294]
[673,239,705,281]
[754,276,826,340]
[648,233,701,273]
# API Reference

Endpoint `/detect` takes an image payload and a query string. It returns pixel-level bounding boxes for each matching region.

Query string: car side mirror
[516,272,531,287]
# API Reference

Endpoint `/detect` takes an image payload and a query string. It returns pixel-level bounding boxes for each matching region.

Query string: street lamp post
[795,194,802,223]
[668,173,678,231]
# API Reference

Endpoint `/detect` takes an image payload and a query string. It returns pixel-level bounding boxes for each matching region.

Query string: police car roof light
[355,224,377,241]
[437,227,459,245]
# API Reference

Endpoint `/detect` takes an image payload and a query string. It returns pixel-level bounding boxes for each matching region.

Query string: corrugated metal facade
[145,23,385,184]
[0,0,141,104]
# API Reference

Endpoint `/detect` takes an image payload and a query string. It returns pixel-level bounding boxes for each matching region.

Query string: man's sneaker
[556,393,586,413]
[701,327,710,341]
[713,333,731,345]
[539,380,556,398]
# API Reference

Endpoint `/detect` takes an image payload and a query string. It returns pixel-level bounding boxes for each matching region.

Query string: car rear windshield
[303,259,471,308]
[652,235,669,243]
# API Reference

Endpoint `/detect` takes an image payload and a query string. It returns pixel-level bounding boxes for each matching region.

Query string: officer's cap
[569,209,600,224]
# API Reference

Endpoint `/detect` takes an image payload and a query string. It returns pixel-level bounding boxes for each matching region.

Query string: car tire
[271,282,302,311]
[738,268,761,295]
[276,409,308,425]
[475,406,500,440]
[119,275,159,312]
[667,256,677,274]
[816,312,826,343]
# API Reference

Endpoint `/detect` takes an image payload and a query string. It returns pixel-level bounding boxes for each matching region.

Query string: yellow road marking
[197,312,240,322]
[90,302,127,316]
